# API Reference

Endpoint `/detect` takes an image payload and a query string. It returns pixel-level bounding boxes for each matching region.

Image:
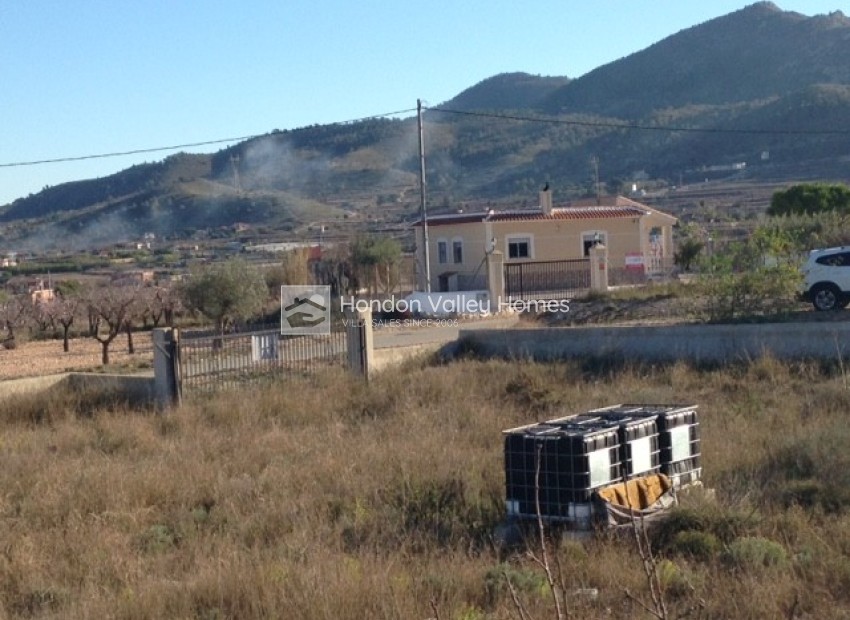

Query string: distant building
[414,189,676,292]
[244,242,323,260]
[111,270,155,286]
[29,278,55,305]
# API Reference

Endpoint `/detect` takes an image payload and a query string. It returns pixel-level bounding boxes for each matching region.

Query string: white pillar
[487,250,505,311]
[589,243,609,292]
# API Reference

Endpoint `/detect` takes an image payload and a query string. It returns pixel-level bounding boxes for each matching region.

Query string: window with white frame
[581,230,607,256]
[452,237,464,264]
[437,239,448,264]
[506,235,533,259]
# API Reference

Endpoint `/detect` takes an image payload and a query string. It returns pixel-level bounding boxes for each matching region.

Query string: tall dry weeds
[1,358,850,618]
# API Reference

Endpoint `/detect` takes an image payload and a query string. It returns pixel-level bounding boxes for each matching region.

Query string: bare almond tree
[86,284,140,365]
[130,283,180,330]
[31,300,56,334]
[42,295,82,353]
[0,294,31,348]
[152,283,182,327]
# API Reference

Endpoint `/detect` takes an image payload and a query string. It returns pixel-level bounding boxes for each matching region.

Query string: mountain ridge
[3,2,850,251]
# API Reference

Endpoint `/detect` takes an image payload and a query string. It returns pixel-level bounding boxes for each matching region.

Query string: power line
[3,101,849,171]
[0,135,261,168]
[0,108,417,169]
[425,105,850,136]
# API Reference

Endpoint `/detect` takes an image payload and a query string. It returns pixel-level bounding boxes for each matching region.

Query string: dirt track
[0,336,154,381]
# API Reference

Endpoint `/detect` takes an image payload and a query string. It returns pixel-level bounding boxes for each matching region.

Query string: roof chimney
[539,183,553,216]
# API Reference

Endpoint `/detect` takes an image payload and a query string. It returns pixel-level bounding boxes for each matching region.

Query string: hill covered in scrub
[4,3,850,250]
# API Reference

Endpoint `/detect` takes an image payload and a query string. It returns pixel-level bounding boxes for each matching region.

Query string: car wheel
[812,284,842,311]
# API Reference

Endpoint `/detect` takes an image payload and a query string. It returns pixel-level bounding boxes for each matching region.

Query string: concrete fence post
[346,308,374,381]
[152,327,181,410]
[589,243,609,292]
[487,250,505,311]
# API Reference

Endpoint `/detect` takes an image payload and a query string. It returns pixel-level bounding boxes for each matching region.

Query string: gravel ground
[0,336,154,381]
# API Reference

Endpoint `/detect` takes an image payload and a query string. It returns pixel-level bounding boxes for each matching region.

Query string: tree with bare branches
[86,284,140,365]
[0,293,31,349]
[143,282,182,328]
[40,295,82,352]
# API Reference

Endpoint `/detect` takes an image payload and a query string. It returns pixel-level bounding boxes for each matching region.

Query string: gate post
[153,327,182,410]
[589,243,609,292]
[346,308,373,381]
[487,250,505,312]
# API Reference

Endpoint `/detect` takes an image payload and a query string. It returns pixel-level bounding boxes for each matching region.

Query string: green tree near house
[350,236,402,295]
[182,258,268,334]
[265,248,313,295]
[767,183,850,217]
[698,226,801,321]
[757,211,850,250]
[673,223,706,272]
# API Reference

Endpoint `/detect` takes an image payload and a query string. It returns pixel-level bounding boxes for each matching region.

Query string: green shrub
[723,536,788,571]
[670,530,722,560]
[697,226,801,321]
[763,428,850,512]
[652,507,751,552]
[656,559,694,598]
[138,524,180,553]
[780,479,850,514]
[483,564,548,607]
[384,477,501,548]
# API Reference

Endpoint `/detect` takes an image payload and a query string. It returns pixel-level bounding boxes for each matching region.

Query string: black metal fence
[504,259,591,301]
[178,327,348,395]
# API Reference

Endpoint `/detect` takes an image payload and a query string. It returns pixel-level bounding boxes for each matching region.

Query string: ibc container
[599,413,661,478]
[503,419,621,521]
[546,414,603,427]
[590,404,701,488]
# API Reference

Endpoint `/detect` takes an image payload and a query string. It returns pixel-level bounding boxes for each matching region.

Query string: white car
[801,247,850,311]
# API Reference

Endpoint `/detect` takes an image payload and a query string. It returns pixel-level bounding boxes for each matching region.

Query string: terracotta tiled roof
[567,195,677,223]
[414,205,647,226]
[492,206,646,221]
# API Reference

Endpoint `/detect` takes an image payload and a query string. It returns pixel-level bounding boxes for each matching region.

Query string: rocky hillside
[3,2,850,250]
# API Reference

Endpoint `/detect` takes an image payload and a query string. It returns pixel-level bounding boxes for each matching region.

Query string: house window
[452,238,464,264]
[437,239,448,264]
[582,231,607,256]
[507,236,532,259]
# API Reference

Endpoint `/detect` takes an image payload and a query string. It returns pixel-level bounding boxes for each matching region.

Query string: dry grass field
[0,337,153,380]
[2,354,850,618]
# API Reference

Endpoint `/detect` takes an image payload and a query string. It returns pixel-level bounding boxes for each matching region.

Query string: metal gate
[177,327,348,395]
[504,259,590,301]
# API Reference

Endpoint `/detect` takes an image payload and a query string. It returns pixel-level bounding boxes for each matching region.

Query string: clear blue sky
[0,1,843,206]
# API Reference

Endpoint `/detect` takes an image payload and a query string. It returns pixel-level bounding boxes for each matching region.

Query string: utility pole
[590,155,601,204]
[418,99,431,292]
[230,154,242,193]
